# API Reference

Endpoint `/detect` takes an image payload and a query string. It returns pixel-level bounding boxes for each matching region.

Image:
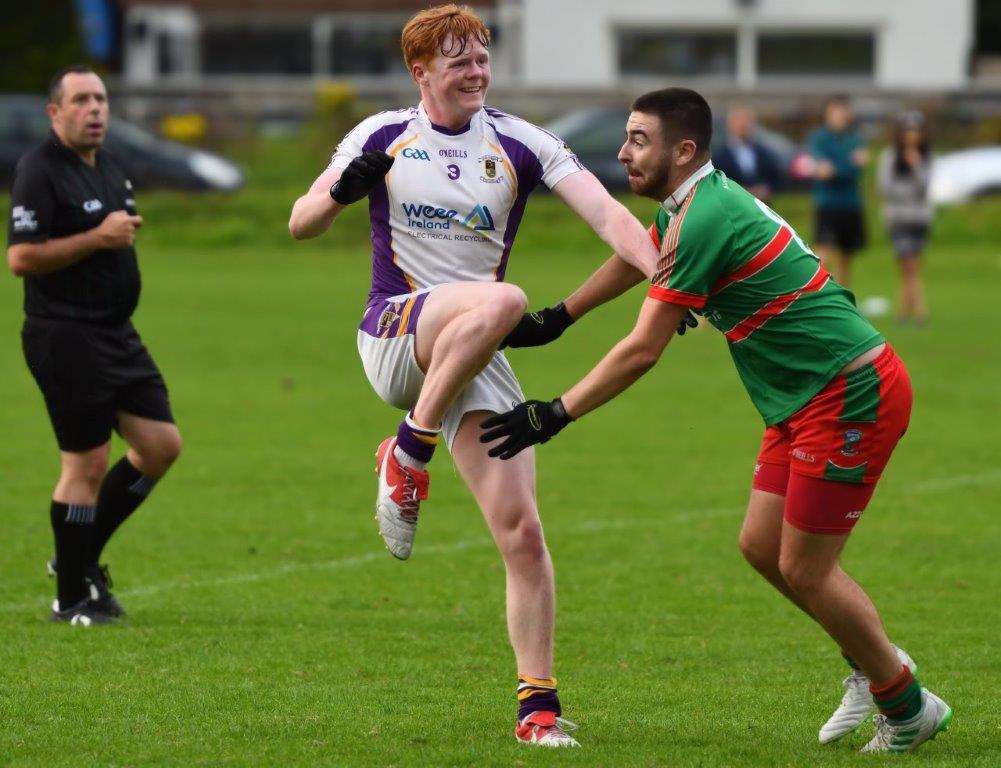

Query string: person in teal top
[808,95,869,288]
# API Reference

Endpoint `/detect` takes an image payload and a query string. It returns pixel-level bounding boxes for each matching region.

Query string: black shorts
[889,223,930,257]
[21,317,174,452]
[814,208,866,254]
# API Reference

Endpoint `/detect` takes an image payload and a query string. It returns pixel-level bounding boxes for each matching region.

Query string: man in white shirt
[288,3,659,747]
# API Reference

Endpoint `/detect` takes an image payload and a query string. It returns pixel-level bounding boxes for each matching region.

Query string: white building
[121,0,975,92]
[519,0,975,91]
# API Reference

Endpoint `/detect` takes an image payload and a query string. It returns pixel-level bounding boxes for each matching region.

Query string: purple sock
[517,675,561,720]
[395,412,440,466]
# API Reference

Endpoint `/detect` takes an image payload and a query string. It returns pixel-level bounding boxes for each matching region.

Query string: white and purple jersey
[329,102,583,307]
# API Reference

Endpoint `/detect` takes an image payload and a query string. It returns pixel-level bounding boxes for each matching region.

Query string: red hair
[401,4,490,71]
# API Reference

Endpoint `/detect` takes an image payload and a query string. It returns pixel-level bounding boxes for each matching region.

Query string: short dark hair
[48,65,96,105]
[824,94,852,111]
[631,88,713,161]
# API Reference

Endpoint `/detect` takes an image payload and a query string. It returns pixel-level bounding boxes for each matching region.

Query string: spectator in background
[713,105,781,202]
[878,112,933,325]
[808,95,869,287]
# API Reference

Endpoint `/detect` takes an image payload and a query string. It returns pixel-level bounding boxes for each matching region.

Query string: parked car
[0,95,244,192]
[928,146,1001,205]
[544,108,802,191]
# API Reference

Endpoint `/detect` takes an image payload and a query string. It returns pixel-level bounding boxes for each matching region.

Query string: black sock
[50,501,96,609]
[90,458,157,564]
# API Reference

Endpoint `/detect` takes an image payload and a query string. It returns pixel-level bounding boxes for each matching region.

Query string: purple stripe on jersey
[363,119,415,301]
[486,107,567,146]
[494,131,544,281]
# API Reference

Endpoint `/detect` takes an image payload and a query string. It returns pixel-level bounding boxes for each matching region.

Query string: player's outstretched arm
[483,298,688,459]
[501,255,643,348]
[502,257,696,349]
[288,151,394,240]
[551,170,658,279]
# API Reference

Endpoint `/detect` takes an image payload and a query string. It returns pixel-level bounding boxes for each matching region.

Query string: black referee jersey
[8,131,141,325]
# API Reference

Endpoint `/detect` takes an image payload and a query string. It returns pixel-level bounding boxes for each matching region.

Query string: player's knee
[159,429,183,468]
[777,554,824,596]
[63,453,109,489]
[136,427,182,477]
[488,283,528,323]
[497,514,548,563]
[738,531,776,574]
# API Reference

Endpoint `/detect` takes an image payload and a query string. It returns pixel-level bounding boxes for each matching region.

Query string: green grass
[1,138,1000,766]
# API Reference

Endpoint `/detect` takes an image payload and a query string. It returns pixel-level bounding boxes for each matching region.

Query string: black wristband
[329,180,348,204]
[551,397,574,423]
[553,302,575,325]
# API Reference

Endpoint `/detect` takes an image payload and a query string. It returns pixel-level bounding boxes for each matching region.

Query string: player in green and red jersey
[483,88,952,753]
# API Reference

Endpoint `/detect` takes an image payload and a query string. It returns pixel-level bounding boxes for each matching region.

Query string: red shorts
[752,344,912,534]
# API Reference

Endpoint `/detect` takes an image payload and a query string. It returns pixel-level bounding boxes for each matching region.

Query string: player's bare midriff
[840,342,887,374]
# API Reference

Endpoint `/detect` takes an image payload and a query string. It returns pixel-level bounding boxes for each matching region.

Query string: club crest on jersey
[841,429,863,457]
[378,307,400,330]
[83,199,104,213]
[478,154,503,183]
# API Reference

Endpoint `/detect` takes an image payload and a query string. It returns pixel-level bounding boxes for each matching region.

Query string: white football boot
[861,688,952,753]
[374,437,429,560]
[515,711,580,748]
[818,645,916,744]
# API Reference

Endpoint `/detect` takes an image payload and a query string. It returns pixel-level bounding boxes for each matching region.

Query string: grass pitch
[1,139,999,766]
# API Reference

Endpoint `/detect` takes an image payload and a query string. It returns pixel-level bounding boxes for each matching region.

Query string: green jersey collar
[661,161,715,215]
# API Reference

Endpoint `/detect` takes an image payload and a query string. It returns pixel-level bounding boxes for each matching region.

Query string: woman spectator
[878,112,934,324]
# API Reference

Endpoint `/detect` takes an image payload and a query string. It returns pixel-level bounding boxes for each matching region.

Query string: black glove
[479,398,573,460]
[500,303,574,349]
[329,151,395,205]
[676,310,699,336]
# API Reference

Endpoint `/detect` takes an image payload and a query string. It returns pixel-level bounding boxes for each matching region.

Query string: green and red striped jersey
[648,163,883,425]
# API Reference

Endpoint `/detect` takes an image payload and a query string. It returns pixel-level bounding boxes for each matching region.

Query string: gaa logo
[841,429,863,457]
[402,148,431,161]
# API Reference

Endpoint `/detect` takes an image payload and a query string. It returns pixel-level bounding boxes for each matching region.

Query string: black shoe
[50,596,117,626]
[85,564,127,617]
[48,558,127,617]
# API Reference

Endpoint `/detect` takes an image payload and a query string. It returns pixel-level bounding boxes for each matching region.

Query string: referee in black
[7,66,182,625]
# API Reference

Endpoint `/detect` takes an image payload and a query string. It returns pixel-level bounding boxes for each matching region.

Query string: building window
[618,30,737,77]
[757,33,875,78]
[202,26,313,75]
[329,24,407,76]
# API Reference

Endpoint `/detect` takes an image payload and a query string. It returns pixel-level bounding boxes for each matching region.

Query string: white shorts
[356,288,525,450]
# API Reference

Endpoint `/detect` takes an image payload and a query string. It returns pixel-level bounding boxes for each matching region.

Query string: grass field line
[0,508,745,615]
[903,468,1001,494]
[2,467,997,616]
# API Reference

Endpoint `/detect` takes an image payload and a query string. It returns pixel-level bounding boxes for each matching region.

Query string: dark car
[0,95,243,191]
[545,108,802,192]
